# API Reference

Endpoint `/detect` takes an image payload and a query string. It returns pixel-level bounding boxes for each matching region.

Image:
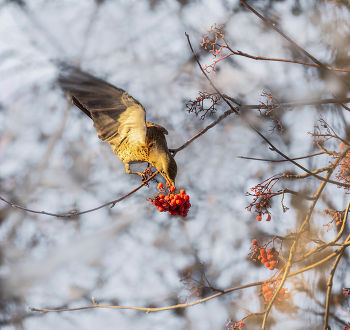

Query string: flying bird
[58,68,177,187]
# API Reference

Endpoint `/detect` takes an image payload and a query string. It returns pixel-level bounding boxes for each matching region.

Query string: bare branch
[239,0,350,88]
[0,171,159,218]
[237,151,326,162]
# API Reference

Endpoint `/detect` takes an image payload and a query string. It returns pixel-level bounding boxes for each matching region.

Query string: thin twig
[224,49,350,72]
[185,31,350,189]
[261,147,346,329]
[0,171,159,218]
[28,241,348,315]
[323,233,350,330]
[237,151,325,162]
[239,0,350,88]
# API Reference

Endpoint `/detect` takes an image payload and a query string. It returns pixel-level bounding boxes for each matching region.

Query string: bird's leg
[125,163,147,181]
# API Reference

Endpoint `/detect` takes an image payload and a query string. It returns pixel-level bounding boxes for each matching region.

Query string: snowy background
[0,0,350,329]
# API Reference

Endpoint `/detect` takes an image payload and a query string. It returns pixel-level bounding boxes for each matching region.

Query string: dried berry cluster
[324,209,345,227]
[186,91,221,120]
[200,24,230,73]
[343,287,350,296]
[148,183,191,217]
[258,247,285,271]
[336,152,350,193]
[260,283,290,305]
[246,178,279,221]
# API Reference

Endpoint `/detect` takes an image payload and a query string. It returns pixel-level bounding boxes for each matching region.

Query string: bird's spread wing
[59,68,147,145]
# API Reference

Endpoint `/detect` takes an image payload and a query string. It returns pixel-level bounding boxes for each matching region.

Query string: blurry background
[0,0,350,329]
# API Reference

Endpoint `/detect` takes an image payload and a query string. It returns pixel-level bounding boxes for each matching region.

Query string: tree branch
[0,171,159,218]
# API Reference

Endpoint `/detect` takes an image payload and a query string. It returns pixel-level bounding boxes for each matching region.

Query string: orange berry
[159,194,165,199]
[157,206,164,212]
[264,293,272,300]
[157,183,163,189]
[336,221,341,226]
[262,286,270,292]
[267,255,274,261]
[264,262,270,268]
[270,261,277,267]
[239,321,245,328]
[180,189,186,195]
[261,258,268,264]
[170,186,176,192]
[284,293,291,299]
[267,248,272,254]
[269,265,275,270]
[256,215,262,221]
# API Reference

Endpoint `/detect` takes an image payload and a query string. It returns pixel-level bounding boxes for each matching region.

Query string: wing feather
[58,68,147,145]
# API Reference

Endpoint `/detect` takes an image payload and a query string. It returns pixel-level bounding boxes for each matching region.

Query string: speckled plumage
[58,68,177,186]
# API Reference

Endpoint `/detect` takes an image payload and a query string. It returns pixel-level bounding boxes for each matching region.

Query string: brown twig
[28,240,349,315]
[185,31,350,189]
[323,233,350,330]
[261,145,347,329]
[0,171,159,218]
[237,151,325,162]
[226,49,350,72]
[239,0,350,88]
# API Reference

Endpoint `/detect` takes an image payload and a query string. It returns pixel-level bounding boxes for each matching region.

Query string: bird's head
[154,153,177,188]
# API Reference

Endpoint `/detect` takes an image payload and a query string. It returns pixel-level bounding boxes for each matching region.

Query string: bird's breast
[113,138,149,164]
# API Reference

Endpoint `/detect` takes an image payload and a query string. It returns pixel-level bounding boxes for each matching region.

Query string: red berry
[266,214,271,221]
[180,189,186,195]
[264,262,270,268]
[157,183,163,189]
[170,186,176,192]
[239,321,245,328]
[157,206,164,212]
[252,239,258,245]
[256,215,262,221]
[270,261,277,267]
[261,258,267,264]
[267,248,272,254]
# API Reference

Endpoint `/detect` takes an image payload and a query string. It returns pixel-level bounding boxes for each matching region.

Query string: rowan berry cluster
[260,283,290,305]
[148,183,191,217]
[258,247,285,271]
[324,209,345,227]
[335,150,350,193]
[247,178,279,221]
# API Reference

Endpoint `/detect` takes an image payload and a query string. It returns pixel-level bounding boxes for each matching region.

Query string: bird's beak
[162,173,175,188]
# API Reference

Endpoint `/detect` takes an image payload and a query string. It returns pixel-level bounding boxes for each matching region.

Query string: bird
[58,68,177,187]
